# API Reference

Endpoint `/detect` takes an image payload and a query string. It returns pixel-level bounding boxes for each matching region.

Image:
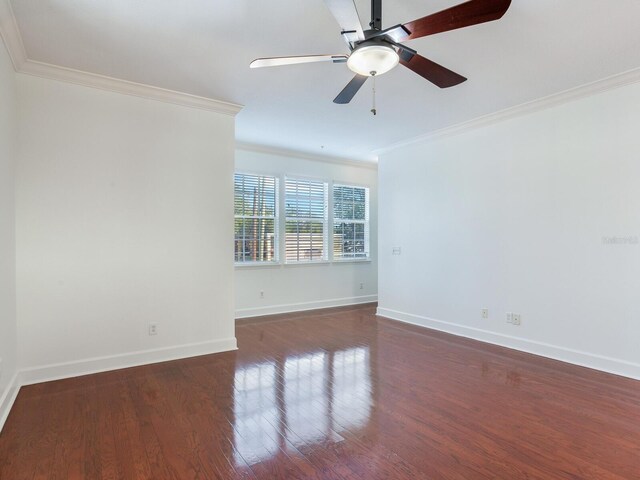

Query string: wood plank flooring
[1,304,640,479]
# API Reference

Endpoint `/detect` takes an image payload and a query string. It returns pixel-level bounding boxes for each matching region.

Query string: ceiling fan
[250,0,512,104]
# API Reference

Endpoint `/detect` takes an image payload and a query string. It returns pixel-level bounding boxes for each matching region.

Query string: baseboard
[0,371,20,433]
[377,307,640,381]
[0,337,238,434]
[236,295,378,319]
[19,337,237,387]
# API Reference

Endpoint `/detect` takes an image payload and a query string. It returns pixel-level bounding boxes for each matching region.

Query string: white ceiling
[10,0,640,162]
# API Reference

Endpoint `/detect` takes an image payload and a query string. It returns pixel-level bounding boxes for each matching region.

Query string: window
[234,173,278,263]
[234,172,371,265]
[333,184,370,260]
[285,178,328,262]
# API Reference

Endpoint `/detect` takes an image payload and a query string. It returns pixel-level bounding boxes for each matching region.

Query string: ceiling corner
[0,0,27,71]
[0,0,243,116]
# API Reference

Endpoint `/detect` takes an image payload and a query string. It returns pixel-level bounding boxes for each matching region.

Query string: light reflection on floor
[233,347,372,465]
[232,362,280,465]
[285,351,329,446]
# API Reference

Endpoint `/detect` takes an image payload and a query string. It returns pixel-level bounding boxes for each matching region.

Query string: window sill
[283,261,331,267]
[234,259,373,269]
[332,258,372,264]
[235,262,281,269]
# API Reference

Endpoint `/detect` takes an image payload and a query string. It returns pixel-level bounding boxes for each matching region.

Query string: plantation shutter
[284,178,328,262]
[234,173,278,263]
[333,184,370,260]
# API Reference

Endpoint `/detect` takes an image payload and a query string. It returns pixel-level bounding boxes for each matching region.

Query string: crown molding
[374,66,640,156]
[0,0,26,70]
[0,0,242,116]
[236,142,378,170]
[18,59,243,116]
[4,0,640,141]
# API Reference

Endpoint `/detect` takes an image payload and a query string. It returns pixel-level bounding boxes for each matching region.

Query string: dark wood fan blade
[334,74,368,104]
[396,0,511,42]
[323,0,365,40]
[250,55,348,69]
[399,50,467,88]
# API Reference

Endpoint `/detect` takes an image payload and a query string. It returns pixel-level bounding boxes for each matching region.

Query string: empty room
[1,0,639,478]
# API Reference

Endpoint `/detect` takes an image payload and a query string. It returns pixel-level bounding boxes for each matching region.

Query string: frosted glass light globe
[347,45,399,76]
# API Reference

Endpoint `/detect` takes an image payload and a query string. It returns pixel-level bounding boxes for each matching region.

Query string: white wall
[16,74,237,379]
[378,81,640,379]
[235,148,378,318]
[0,36,18,420]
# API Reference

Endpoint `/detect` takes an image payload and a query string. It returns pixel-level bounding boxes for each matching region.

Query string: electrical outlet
[359,283,364,290]
[392,247,402,255]
[260,291,265,299]
[481,308,489,319]
[506,312,513,324]
[148,323,158,336]
[512,314,522,326]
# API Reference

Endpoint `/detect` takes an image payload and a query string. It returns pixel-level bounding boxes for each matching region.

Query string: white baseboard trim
[0,337,237,433]
[19,337,238,387]
[377,307,640,381]
[0,371,21,433]
[236,295,378,319]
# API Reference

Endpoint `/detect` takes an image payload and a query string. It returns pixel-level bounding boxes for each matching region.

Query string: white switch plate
[512,314,522,326]
[506,312,513,324]
[481,308,489,319]
[392,247,401,255]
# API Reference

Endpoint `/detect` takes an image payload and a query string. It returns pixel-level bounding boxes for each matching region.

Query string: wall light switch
[392,247,402,255]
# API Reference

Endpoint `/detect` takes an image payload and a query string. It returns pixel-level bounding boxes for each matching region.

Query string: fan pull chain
[371,72,377,116]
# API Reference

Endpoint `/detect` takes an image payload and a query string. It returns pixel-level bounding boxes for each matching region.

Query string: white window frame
[283,176,329,264]
[332,183,370,261]
[234,172,279,266]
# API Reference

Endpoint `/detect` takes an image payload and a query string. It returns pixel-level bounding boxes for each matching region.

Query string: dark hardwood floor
[1,304,640,479]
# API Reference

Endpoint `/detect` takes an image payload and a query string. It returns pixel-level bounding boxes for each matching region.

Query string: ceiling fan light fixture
[347,44,399,77]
